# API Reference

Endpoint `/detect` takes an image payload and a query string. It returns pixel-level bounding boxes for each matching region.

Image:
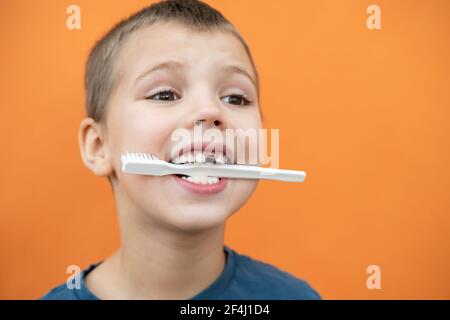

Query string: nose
[184,96,226,131]
[194,118,223,129]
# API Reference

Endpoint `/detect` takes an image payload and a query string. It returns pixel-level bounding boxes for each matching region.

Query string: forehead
[114,21,255,85]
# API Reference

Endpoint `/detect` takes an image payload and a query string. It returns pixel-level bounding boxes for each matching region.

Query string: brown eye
[222,94,251,106]
[146,89,179,101]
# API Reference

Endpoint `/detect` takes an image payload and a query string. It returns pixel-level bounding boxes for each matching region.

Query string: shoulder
[40,283,80,300]
[227,248,321,300]
[40,264,100,300]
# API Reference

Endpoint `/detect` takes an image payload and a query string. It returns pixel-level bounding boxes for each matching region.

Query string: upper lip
[168,141,234,164]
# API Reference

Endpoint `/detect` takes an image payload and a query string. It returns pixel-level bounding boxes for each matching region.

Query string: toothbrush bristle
[120,152,163,163]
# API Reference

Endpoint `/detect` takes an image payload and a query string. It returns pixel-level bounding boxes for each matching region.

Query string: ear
[78,118,113,176]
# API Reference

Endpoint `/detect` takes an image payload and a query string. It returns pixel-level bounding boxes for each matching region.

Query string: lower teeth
[180,175,220,185]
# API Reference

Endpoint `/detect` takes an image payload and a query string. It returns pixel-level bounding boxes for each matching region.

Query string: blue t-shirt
[41,246,321,300]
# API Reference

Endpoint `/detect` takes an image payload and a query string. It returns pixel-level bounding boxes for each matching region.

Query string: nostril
[214,120,221,127]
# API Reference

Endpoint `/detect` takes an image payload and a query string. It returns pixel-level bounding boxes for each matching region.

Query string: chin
[125,178,258,233]
[162,205,231,233]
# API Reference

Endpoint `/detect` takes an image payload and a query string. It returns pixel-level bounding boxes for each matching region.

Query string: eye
[145,89,179,101]
[222,94,252,106]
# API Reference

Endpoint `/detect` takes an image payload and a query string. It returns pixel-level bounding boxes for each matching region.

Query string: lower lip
[173,175,228,194]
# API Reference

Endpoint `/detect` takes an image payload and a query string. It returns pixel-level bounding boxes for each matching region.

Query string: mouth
[168,142,231,192]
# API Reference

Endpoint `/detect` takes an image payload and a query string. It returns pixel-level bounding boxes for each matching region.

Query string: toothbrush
[121,152,306,183]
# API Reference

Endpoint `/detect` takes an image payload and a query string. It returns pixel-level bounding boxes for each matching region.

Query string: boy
[42,0,321,300]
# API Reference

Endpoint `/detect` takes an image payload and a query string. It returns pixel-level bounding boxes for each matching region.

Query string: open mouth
[169,149,229,186]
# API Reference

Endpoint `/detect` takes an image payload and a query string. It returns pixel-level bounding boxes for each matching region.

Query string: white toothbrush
[121,152,306,183]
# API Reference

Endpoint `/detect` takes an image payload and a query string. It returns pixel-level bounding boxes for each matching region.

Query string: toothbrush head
[120,152,166,163]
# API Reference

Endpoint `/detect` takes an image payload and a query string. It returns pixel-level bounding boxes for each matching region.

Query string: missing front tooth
[205,156,215,164]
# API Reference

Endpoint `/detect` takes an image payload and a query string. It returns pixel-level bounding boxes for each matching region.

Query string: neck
[87,207,227,300]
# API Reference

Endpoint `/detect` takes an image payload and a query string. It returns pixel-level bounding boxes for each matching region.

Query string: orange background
[1,0,449,299]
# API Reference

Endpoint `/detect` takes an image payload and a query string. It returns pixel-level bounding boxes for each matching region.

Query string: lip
[173,175,228,194]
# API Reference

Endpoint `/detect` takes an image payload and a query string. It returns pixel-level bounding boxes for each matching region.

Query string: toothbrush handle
[170,164,306,182]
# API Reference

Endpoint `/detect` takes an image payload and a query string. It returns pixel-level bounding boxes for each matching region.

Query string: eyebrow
[219,64,258,89]
[134,60,185,85]
[134,60,257,89]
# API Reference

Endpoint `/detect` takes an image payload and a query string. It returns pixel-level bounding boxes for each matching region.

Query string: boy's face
[103,22,262,232]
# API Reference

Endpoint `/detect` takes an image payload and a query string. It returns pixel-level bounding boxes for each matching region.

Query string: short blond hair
[85,0,259,122]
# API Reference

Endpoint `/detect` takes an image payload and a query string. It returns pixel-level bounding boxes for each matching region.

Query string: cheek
[106,105,178,178]
[227,113,263,163]
[229,179,259,212]
[230,109,262,129]
[115,109,176,154]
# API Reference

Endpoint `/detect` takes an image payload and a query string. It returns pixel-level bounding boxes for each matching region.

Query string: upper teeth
[171,151,226,164]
